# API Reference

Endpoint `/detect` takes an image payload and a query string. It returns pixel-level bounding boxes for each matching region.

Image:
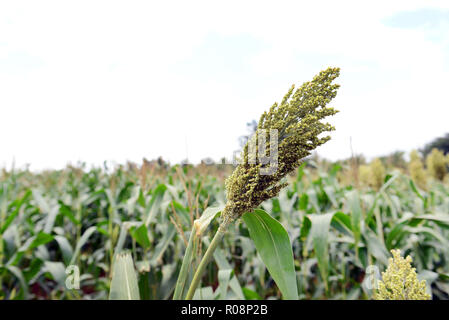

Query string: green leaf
[32,190,50,213]
[331,211,353,236]
[70,226,96,265]
[43,205,60,234]
[212,246,245,300]
[298,193,309,211]
[44,261,66,286]
[193,205,223,235]
[0,190,31,235]
[242,287,262,300]
[59,203,80,225]
[109,252,140,300]
[149,224,176,265]
[5,265,29,299]
[300,215,311,239]
[347,190,362,244]
[130,223,151,249]
[307,212,335,291]
[115,222,142,253]
[20,231,54,251]
[409,179,424,201]
[144,184,167,226]
[193,287,215,300]
[54,235,74,265]
[362,228,389,265]
[412,214,449,229]
[159,262,179,299]
[242,209,298,300]
[217,269,233,300]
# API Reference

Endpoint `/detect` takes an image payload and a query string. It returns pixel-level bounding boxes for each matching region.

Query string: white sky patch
[1,0,448,170]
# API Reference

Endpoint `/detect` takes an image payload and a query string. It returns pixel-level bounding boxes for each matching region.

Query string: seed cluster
[375,249,430,300]
[426,148,448,181]
[222,67,340,222]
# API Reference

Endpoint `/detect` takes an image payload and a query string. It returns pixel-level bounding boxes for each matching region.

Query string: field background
[0,153,448,300]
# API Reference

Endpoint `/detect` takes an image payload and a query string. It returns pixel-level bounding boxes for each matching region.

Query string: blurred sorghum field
[0,157,448,300]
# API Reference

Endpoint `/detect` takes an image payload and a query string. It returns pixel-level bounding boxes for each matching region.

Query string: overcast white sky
[1,1,449,170]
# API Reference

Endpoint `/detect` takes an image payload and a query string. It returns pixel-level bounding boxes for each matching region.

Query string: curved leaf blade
[243,209,298,300]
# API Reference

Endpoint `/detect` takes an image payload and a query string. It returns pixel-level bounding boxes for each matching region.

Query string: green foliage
[0,159,448,300]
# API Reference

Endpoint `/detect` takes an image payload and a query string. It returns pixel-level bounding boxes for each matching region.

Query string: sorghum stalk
[184,67,340,299]
[184,217,232,299]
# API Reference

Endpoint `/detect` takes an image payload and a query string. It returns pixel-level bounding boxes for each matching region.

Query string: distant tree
[421,133,449,157]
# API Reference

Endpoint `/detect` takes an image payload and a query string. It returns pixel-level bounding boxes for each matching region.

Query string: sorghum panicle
[222,67,340,222]
[375,249,430,300]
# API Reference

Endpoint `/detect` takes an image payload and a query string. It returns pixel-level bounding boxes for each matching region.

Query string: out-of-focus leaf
[149,224,176,265]
[19,231,54,251]
[54,235,73,265]
[347,190,362,245]
[307,212,335,291]
[5,265,28,299]
[331,211,353,236]
[44,261,66,286]
[0,190,31,235]
[217,269,233,300]
[193,287,215,300]
[242,287,262,300]
[70,226,97,265]
[109,252,140,300]
[144,184,167,226]
[58,203,79,225]
[43,205,60,234]
[212,246,245,300]
[130,223,151,249]
[362,228,389,265]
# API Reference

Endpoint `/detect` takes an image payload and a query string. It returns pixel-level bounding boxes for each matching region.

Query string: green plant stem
[185,218,231,300]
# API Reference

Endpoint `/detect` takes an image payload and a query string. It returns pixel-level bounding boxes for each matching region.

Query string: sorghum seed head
[375,249,430,300]
[426,148,447,181]
[223,67,340,221]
